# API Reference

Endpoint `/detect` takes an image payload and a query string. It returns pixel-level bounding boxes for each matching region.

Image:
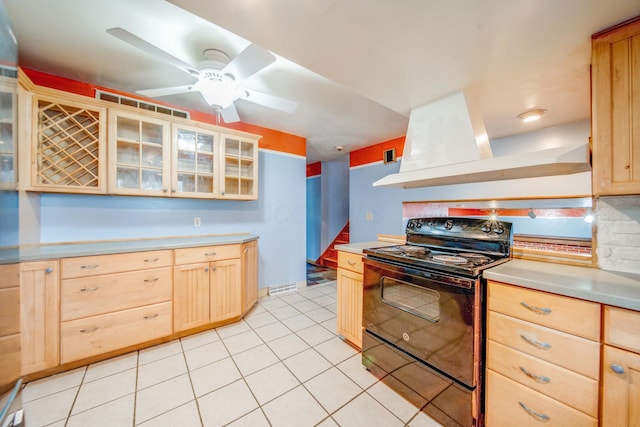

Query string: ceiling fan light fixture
[517,108,547,123]
[194,77,240,109]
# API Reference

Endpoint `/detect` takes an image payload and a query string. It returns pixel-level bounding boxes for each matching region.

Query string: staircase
[316,222,349,269]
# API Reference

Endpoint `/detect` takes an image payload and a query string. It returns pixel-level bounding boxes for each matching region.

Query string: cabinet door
[0,77,17,190]
[172,123,218,198]
[242,240,258,315]
[173,262,210,332]
[20,260,59,375]
[0,263,20,389]
[602,345,640,427]
[210,258,242,323]
[219,134,258,200]
[108,109,171,196]
[592,18,640,196]
[337,268,363,349]
[29,93,107,193]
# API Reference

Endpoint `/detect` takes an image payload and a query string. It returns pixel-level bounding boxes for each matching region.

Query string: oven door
[363,257,480,388]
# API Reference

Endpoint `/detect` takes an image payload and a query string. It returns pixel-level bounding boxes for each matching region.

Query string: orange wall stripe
[306,162,321,177]
[22,68,306,157]
[349,136,405,168]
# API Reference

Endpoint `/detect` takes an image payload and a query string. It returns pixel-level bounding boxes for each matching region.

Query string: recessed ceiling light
[517,108,547,123]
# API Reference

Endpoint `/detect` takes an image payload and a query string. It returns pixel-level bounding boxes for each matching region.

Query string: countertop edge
[1,234,259,263]
[484,259,640,311]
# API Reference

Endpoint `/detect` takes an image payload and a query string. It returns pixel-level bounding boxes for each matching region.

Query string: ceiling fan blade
[221,103,240,123]
[107,27,200,78]
[223,43,276,82]
[136,84,194,98]
[243,88,298,113]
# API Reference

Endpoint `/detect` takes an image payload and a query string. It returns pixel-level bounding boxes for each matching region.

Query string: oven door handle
[520,334,552,350]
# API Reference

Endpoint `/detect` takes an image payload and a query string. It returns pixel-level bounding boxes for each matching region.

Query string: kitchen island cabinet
[591,16,640,196]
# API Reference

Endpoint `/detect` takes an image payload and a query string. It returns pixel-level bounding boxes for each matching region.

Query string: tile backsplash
[596,196,640,274]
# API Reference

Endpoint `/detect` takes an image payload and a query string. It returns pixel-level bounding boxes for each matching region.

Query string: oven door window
[381,277,440,322]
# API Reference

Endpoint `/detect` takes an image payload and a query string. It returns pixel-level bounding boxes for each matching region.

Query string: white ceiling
[4,0,640,163]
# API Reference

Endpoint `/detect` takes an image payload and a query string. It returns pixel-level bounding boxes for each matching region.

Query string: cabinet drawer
[488,281,600,340]
[174,244,241,265]
[61,267,172,321]
[60,301,172,364]
[0,287,19,336]
[486,370,597,427]
[604,305,640,353]
[337,251,363,273]
[0,334,20,387]
[61,250,173,279]
[487,340,598,417]
[487,311,600,379]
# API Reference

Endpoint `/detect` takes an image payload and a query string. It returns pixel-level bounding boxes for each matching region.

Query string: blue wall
[306,175,321,261]
[37,150,306,289]
[349,121,593,242]
[0,191,18,247]
[321,157,349,249]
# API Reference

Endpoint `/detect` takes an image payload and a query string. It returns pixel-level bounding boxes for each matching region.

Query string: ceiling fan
[106,27,297,123]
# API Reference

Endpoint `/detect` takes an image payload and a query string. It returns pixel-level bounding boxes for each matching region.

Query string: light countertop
[334,241,399,254]
[0,234,258,264]
[485,259,640,311]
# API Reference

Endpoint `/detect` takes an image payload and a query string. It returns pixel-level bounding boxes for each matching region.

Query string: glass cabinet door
[220,135,258,200]
[0,78,16,189]
[172,124,217,198]
[109,111,170,196]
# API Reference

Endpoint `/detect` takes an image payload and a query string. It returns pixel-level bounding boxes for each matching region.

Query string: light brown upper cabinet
[0,76,17,190]
[219,134,259,200]
[107,109,171,196]
[172,123,219,198]
[25,91,107,194]
[592,17,640,196]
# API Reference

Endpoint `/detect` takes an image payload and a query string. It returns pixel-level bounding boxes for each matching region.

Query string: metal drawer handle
[80,286,99,292]
[519,366,551,384]
[518,401,550,422]
[80,326,99,334]
[144,314,159,320]
[347,260,357,266]
[611,364,625,375]
[45,267,54,274]
[204,252,217,257]
[144,258,159,263]
[520,301,551,315]
[520,334,552,350]
[144,278,159,283]
[81,264,99,270]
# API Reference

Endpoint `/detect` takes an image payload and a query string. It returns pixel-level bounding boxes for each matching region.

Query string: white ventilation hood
[373,91,591,189]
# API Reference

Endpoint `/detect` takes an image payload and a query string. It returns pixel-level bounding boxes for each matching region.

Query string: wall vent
[383,148,397,164]
[268,282,297,296]
[96,90,190,119]
[0,65,17,79]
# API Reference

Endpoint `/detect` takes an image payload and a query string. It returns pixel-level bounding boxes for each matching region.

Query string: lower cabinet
[242,240,258,315]
[336,251,363,349]
[20,260,59,375]
[59,251,173,364]
[0,264,21,389]
[173,244,243,332]
[16,239,257,379]
[485,281,600,426]
[601,305,640,427]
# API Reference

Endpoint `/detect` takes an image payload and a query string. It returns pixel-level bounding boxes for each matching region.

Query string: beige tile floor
[19,282,443,427]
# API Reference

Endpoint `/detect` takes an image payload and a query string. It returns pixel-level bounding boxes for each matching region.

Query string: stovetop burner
[364,217,513,277]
